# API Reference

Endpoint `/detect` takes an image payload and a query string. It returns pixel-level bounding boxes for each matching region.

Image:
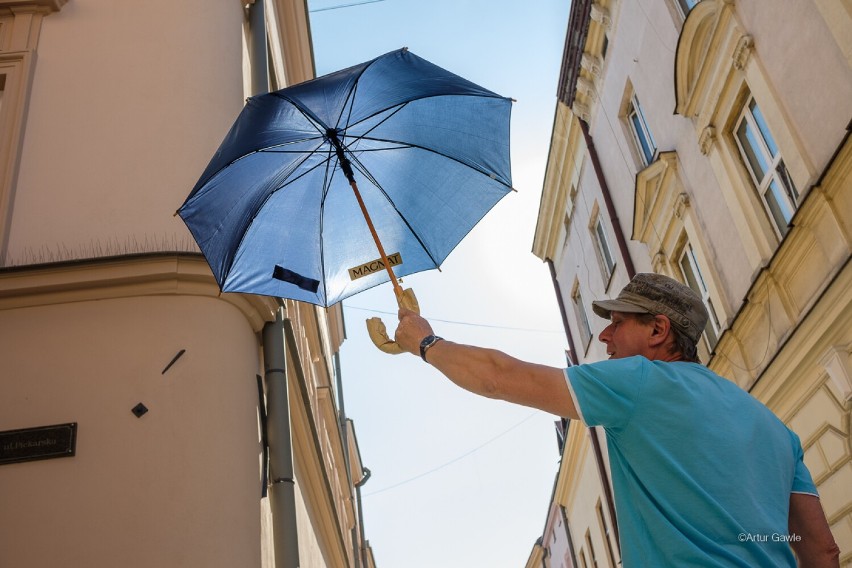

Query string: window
[591,215,616,282]
[596,501,617,567]
[627,94,657,166]
[734,96,799,237]
[563,212,572,248]
[585,530,600,568]
[678,242,722,350]
[563,183,578,248]
[677,0,700,16]
[572,283,593,351]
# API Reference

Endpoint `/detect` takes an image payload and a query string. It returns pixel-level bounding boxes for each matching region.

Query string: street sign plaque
[0,423,77,466]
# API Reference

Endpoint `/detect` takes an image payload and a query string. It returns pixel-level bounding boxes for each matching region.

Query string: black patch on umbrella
[272,266,320,293]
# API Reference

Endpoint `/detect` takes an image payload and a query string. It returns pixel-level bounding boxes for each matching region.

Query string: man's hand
[394,307,435,356]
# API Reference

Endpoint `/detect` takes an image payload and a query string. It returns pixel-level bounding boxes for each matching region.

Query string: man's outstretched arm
[788,493,840,567]
[394,308,578,418]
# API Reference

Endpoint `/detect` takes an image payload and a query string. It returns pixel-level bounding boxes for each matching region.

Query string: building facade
[532,0,851,565]
[0,1,375,567]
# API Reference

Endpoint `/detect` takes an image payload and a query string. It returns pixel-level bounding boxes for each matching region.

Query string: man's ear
[649,315,672,347]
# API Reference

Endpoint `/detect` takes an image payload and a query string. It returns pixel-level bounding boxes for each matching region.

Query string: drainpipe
[335,354,361,568]
[262,304,300,568]
[579,119,636,279]
[355,467,372,568]
[577,116,637,552]
[250,4,298,566]
[248,0,269,96]
[547,259,579,364]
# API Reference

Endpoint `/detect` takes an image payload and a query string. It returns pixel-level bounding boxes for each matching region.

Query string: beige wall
[0,1,369,566]
[4,0,245,266]
[534,0,852,564]
[0,290,264,566]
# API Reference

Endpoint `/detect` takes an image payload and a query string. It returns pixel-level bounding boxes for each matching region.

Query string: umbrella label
[348,252,402,281]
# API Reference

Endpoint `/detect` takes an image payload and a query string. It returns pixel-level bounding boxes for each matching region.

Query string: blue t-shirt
[565,356,817,567]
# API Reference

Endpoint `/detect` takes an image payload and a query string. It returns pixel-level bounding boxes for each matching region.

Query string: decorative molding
[820,344,852,402]
[698,125,716,155]
[632,151,679,245]
[0,253,278,331]
[581,53,603,79]
[652,251,667,273]
[0,0,67,13]
[576,76,596,99]
[674,193,690,220]
[732,34,754,70]
[590,3,612,31]
[573,101,591,123]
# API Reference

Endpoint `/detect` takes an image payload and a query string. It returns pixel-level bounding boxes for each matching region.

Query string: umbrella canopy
[178,48,513,307]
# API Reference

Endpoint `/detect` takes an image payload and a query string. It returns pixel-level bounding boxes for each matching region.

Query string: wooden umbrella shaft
[347,178,404,303]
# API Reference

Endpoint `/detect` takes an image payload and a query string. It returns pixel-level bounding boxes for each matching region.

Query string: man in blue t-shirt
[394,273,839,566]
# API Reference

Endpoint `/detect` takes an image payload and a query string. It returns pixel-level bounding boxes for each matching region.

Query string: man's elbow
[792,539,841,567]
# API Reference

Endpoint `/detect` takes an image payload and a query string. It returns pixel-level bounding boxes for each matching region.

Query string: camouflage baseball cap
[591,273,709,343]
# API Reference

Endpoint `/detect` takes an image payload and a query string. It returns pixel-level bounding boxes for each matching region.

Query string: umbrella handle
[366,288,419,354]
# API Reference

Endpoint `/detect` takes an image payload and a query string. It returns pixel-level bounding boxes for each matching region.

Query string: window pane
[595,220,615,275]
[705,298,720,346]
[631,113,654,164]
[679,254,702,295]
[764,179,793,234]
[776,159,799,203]
[679,0,700,12]
[636,101,657,150]
[736,119,768,182]
[749,100,779,157]
[679,244,720,349]
[573,289,593,348]
[628,96,656,165]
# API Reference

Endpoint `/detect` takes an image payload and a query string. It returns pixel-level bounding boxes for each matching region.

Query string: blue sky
[308,1,572,566]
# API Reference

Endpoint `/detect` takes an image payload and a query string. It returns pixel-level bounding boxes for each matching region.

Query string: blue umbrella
[178,48,513,308]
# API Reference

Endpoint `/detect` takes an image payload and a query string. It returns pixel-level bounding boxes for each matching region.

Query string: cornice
[534,104,578,261]
[0,0,67,13]
[632,151,680,246]
[0,253,278,331]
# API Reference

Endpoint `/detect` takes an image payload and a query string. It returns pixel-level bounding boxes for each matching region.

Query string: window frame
[571,281,594,353]
[585,529,600,568]
[676,240,722,351]
[677,0,700,17]
[0,51,36,265]
[590,212,616,286]
[626,93,657,166]
[733,95,799,238]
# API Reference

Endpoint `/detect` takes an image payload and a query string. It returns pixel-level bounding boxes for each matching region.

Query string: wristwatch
[419,335,444,362]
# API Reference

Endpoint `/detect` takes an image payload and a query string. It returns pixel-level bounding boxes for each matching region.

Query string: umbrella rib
[343,101,409,146]
[270,92,330,134]
[316,144,338,304]
[350,134,513,189]
[220,148,332,288]
[257,135,326,152]
[342,92,508,134]
[344,149,442,270]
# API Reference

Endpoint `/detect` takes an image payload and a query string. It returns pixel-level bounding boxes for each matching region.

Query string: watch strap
[419,335,444,362]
